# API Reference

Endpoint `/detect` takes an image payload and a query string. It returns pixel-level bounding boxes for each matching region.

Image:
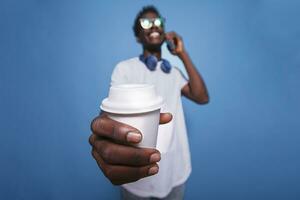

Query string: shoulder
[112,57,141,79]
[172,66,187,79]
[115,57,140,70]
[172,66,181,74]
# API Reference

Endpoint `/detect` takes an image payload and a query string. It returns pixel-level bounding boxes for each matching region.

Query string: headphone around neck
[139,55,172,73]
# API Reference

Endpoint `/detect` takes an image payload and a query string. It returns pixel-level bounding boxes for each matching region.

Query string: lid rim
[100,97,163,114]
[100,105,162,114]
[100,84,163,114]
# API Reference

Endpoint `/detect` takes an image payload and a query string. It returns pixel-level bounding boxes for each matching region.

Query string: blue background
[1,0,300,199]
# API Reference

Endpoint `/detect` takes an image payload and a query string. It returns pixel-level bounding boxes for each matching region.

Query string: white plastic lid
[100,84,163,114]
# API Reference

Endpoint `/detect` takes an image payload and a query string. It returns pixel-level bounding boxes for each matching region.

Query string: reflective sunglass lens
[140,19,151,29]
[140,18,164,29]
[154,18,162,27]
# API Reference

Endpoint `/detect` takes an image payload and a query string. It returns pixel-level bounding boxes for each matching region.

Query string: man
[89,5,209,200]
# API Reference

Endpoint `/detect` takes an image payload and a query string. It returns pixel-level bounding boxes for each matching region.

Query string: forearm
[179,51,209,102]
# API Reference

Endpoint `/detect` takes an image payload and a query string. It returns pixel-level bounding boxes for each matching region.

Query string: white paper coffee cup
[100,84,163,148]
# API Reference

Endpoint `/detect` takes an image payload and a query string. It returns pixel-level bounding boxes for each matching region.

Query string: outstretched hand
[89,112,172,185]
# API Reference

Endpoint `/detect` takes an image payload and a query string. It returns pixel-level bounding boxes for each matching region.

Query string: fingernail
[126,132,142,143]
[148,166,159,175]
[149,153,161,163]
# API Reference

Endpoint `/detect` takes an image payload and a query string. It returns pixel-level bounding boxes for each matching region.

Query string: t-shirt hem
[122,167,192,198]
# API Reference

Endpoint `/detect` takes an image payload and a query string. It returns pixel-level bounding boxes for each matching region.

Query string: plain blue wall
[1,0,300,199]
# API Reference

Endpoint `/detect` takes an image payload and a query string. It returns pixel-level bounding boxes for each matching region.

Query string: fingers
[165,32,184,55]
[89,112,171,185]
[90,134,161,166]
[90,115,142,144]
[91,112,172,144]
[159,113,172,124]
[92,149,159,185]
[165,31,182,42]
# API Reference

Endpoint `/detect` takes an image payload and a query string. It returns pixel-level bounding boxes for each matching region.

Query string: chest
[126,65,181,111]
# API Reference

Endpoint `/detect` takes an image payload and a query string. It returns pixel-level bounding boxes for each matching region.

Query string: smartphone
[166,40,176,52]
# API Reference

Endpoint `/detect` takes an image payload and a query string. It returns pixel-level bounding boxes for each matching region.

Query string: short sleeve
[173,67,188,90]
[110,63,128,86]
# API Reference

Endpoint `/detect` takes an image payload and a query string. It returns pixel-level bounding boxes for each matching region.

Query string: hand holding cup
[89,84,172,185]
[89,112,172,185]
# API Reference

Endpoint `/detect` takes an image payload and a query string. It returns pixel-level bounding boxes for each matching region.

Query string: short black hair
[133,5,162,37]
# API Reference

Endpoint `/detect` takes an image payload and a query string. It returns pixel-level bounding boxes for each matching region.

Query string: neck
[143,47,162,60]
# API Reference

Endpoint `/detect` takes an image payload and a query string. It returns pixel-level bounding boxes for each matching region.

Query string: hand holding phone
[165,32,184,56]
[166,40,176,52]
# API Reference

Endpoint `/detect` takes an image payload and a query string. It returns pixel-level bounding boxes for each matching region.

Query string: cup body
[107,109,160,148]
[100,84,163,148]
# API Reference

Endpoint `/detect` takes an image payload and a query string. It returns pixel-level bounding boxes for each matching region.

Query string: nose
[150,24,159,31]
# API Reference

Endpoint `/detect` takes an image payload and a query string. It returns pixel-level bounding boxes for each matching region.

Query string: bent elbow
[195,95,209,105]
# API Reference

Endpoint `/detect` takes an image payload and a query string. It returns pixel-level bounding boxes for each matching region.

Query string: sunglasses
[139,18,165,30]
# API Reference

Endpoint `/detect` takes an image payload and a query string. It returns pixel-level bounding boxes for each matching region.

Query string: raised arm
[165,32,209,104]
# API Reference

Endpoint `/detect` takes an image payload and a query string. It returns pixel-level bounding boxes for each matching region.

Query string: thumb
[159,113,172,124]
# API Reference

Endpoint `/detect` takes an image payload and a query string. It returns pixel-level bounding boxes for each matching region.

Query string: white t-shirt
[111,57,191,198]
